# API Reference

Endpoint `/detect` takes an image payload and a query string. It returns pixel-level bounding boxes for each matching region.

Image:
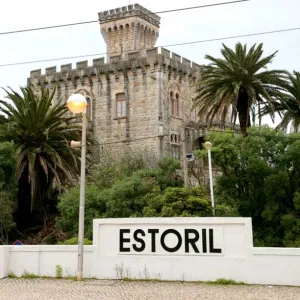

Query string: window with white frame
[116,93,126,118]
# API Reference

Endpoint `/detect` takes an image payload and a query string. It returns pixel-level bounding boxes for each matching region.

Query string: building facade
[28,4,228,163]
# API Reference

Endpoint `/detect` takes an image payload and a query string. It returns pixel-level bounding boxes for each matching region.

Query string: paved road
[0,279,299,300]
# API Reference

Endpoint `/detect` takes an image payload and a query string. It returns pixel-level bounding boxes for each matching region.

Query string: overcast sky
[0,0,299,126]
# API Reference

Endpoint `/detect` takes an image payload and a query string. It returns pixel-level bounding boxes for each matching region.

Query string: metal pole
[77,112,87,281]
[207,148,215,215]
[182,137,188,188]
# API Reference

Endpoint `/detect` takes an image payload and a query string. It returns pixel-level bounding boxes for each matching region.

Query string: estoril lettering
[119,228,222,254]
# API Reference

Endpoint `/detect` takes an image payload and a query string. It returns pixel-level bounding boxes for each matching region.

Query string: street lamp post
[204,142,215,215]
[67,94,87,281]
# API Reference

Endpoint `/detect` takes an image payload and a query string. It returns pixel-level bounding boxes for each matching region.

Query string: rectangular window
[171,145,181,160]
[116,93,126,118]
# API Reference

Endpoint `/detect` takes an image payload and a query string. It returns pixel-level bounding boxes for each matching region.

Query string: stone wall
[28,47,201,161]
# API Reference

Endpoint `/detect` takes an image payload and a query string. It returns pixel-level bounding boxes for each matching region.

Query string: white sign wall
[92,218,253,281]
[2,217,300,286]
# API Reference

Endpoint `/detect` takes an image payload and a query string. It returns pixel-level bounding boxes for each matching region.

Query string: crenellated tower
[99,4,160,62]
[27,3,233,187]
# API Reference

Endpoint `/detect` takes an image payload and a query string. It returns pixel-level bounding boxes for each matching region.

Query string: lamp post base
[77,271,83,281]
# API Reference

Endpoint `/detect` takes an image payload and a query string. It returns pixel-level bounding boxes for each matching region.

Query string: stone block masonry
[28,46,201,160]
[27,3,226,165]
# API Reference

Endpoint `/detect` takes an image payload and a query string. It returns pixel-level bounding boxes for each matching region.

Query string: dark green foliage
[144,187,212,217]
[56,156,227,240]
[197,127,300,246]
[56,185,107,239]
[58,237,92,245]
[0,142,17,244]
[57,157,181,239]
[0,190,15,244]
[0,142,17,192]
[156,156,183,190]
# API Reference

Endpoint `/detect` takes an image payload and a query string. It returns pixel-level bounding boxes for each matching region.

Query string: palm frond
[0,86,89,212]
[194,42,288,135]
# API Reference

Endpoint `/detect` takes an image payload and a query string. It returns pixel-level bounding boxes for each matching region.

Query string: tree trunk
[17,170,32,231]
[16,168,47,231]
[237,88,251,137]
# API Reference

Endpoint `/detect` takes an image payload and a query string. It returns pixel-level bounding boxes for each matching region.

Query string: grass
[206,278,246,285]
[55,265,63,278]
[8,271,18,278]
[8,271,39,279]
[21,271,40,279]
[8,272,245,285]
[122,277,246,285]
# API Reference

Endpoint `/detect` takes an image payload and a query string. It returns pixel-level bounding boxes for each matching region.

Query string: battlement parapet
[160,47,203,70]
[28,47,201,84]
[98,3,160,27]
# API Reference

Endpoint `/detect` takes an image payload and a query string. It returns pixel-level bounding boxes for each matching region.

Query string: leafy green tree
[0,189,15,244]
[0,87,83,229]
[194,43,287,136]
[0,142,17,193]
[0,142,17,244]
[56,156,184,239]
[197,127,300,246]
[143,187,237,217]
[56,185,108,239]
[57,154,237,241]
[143,187,211,217]
[88,150,157,189]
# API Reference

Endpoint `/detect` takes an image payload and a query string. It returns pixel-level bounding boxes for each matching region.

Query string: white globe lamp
[67,94,87,114]
[204,141,212,150]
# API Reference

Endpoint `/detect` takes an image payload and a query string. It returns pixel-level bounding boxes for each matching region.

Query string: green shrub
[56,185,108,240]
[55,265,63,278]
[143,187,213,217]
[58,237,92,245]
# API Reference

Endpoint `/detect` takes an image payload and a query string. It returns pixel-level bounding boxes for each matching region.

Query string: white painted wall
[91,218,300,286]
[0,246,9,278]
[0,245,95,278]
[1,217,300,286]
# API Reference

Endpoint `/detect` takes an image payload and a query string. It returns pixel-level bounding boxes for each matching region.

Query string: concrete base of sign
[1,218,300,286]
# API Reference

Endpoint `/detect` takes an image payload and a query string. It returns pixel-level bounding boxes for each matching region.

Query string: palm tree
[194,43,287,136]
[0,87,83,229]
[261,71,300,133]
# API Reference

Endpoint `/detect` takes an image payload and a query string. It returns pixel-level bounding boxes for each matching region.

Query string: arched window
[86,98,92,119]
[175,93,180,117]
[170,92,175,115]
[170,86,180,118]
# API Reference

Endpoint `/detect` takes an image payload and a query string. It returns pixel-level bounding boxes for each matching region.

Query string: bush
[58,237,92,245]
[142,187,213,217]
[0,190,15,244]
[197,127,300,246]
[56,185,108,240]
[56,156,236,242]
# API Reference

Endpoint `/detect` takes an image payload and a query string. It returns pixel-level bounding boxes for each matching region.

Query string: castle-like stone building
[28,4,227,162]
